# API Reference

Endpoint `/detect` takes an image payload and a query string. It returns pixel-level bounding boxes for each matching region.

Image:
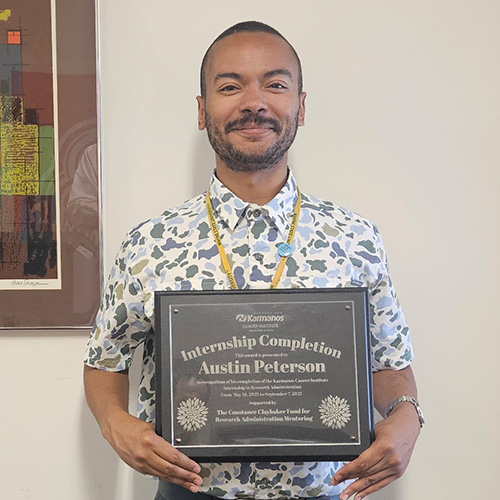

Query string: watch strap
[384,396,425,428]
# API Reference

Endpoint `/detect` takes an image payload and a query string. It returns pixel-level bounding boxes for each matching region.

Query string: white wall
[1,1,499,498]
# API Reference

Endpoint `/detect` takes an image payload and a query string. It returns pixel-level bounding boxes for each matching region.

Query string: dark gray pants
[154,480,340,500]
[154,481,216,500]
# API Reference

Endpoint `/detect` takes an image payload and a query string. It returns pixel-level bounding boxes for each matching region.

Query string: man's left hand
[331,402,420,500]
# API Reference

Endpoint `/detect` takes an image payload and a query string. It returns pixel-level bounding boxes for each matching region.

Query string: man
[84,21,422,500]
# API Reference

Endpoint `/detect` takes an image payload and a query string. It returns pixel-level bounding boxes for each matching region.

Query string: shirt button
[254,209,262,217]
[246,209,253,218]
[254,253,264,261]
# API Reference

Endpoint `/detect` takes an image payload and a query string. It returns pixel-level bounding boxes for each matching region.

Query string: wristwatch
[384,396,425,428]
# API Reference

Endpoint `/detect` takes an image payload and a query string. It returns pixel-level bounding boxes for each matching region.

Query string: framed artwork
[0,0,101,328]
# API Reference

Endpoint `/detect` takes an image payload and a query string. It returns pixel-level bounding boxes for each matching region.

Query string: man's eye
[269,83,286,90]
[220,85,238,92]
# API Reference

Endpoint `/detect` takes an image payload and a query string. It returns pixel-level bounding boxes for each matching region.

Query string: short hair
[200,21,303,98]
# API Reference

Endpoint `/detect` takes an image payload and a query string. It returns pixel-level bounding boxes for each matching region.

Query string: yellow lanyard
[205,189,301,290]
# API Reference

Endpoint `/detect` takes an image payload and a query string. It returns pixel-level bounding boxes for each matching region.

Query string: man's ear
[196,96,206,130]
[298,92,307,127]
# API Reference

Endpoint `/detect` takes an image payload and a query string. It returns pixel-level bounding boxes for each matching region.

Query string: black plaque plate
[155,288,374,462]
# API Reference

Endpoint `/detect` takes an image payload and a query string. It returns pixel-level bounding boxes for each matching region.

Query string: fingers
[136,459,202,494]
[339,473,398,500]
[332,430,409,500]
[332,448,384,486]
[152,438,203,492]
[108,416,203,492]
[154,435,201,474]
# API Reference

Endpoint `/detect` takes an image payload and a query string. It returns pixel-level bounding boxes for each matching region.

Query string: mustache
[225,114,282,134]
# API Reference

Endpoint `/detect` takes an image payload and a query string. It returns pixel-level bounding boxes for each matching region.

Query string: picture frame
[0,0,101,328]
[155,288,374,462]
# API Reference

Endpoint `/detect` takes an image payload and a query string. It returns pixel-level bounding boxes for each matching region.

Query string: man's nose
[239,84,268,114]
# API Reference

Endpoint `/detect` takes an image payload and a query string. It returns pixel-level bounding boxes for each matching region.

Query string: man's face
[197,32,306,173]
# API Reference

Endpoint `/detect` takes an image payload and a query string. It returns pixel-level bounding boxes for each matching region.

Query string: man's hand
[105,411,202,492]
[332,403,420,499]
[331,366,421,499]
[83,365,202,492]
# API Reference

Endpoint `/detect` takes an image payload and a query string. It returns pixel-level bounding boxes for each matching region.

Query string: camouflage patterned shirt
[84,170,413,499]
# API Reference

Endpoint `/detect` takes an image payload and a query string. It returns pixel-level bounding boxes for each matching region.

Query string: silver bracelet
[384,396,425,428]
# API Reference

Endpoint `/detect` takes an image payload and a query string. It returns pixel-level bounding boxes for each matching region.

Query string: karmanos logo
[236,313,285,322]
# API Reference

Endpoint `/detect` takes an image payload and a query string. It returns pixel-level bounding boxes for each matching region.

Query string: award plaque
[155,288,374,462]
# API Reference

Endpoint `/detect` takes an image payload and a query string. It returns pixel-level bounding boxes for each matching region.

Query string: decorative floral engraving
[319,395,351,429]
[176,397,208,431]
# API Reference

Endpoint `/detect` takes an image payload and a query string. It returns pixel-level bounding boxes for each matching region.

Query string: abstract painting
[0,0,60,288]
[0,0,100,328]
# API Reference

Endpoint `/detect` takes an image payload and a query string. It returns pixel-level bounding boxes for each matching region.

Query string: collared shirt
[85,171,413,499]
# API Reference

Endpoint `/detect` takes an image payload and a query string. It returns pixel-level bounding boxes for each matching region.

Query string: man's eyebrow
[264,69,293,80]
[214,72,242,82]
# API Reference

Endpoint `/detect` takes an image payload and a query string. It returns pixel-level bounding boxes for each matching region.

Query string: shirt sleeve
[83,229,149,371]
[367,224,414,371]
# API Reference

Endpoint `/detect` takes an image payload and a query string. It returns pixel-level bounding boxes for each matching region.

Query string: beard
[204,111,300,172]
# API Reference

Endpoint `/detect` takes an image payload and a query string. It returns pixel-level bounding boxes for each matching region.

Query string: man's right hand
[105,411,203,492]
[83,366,202,493]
